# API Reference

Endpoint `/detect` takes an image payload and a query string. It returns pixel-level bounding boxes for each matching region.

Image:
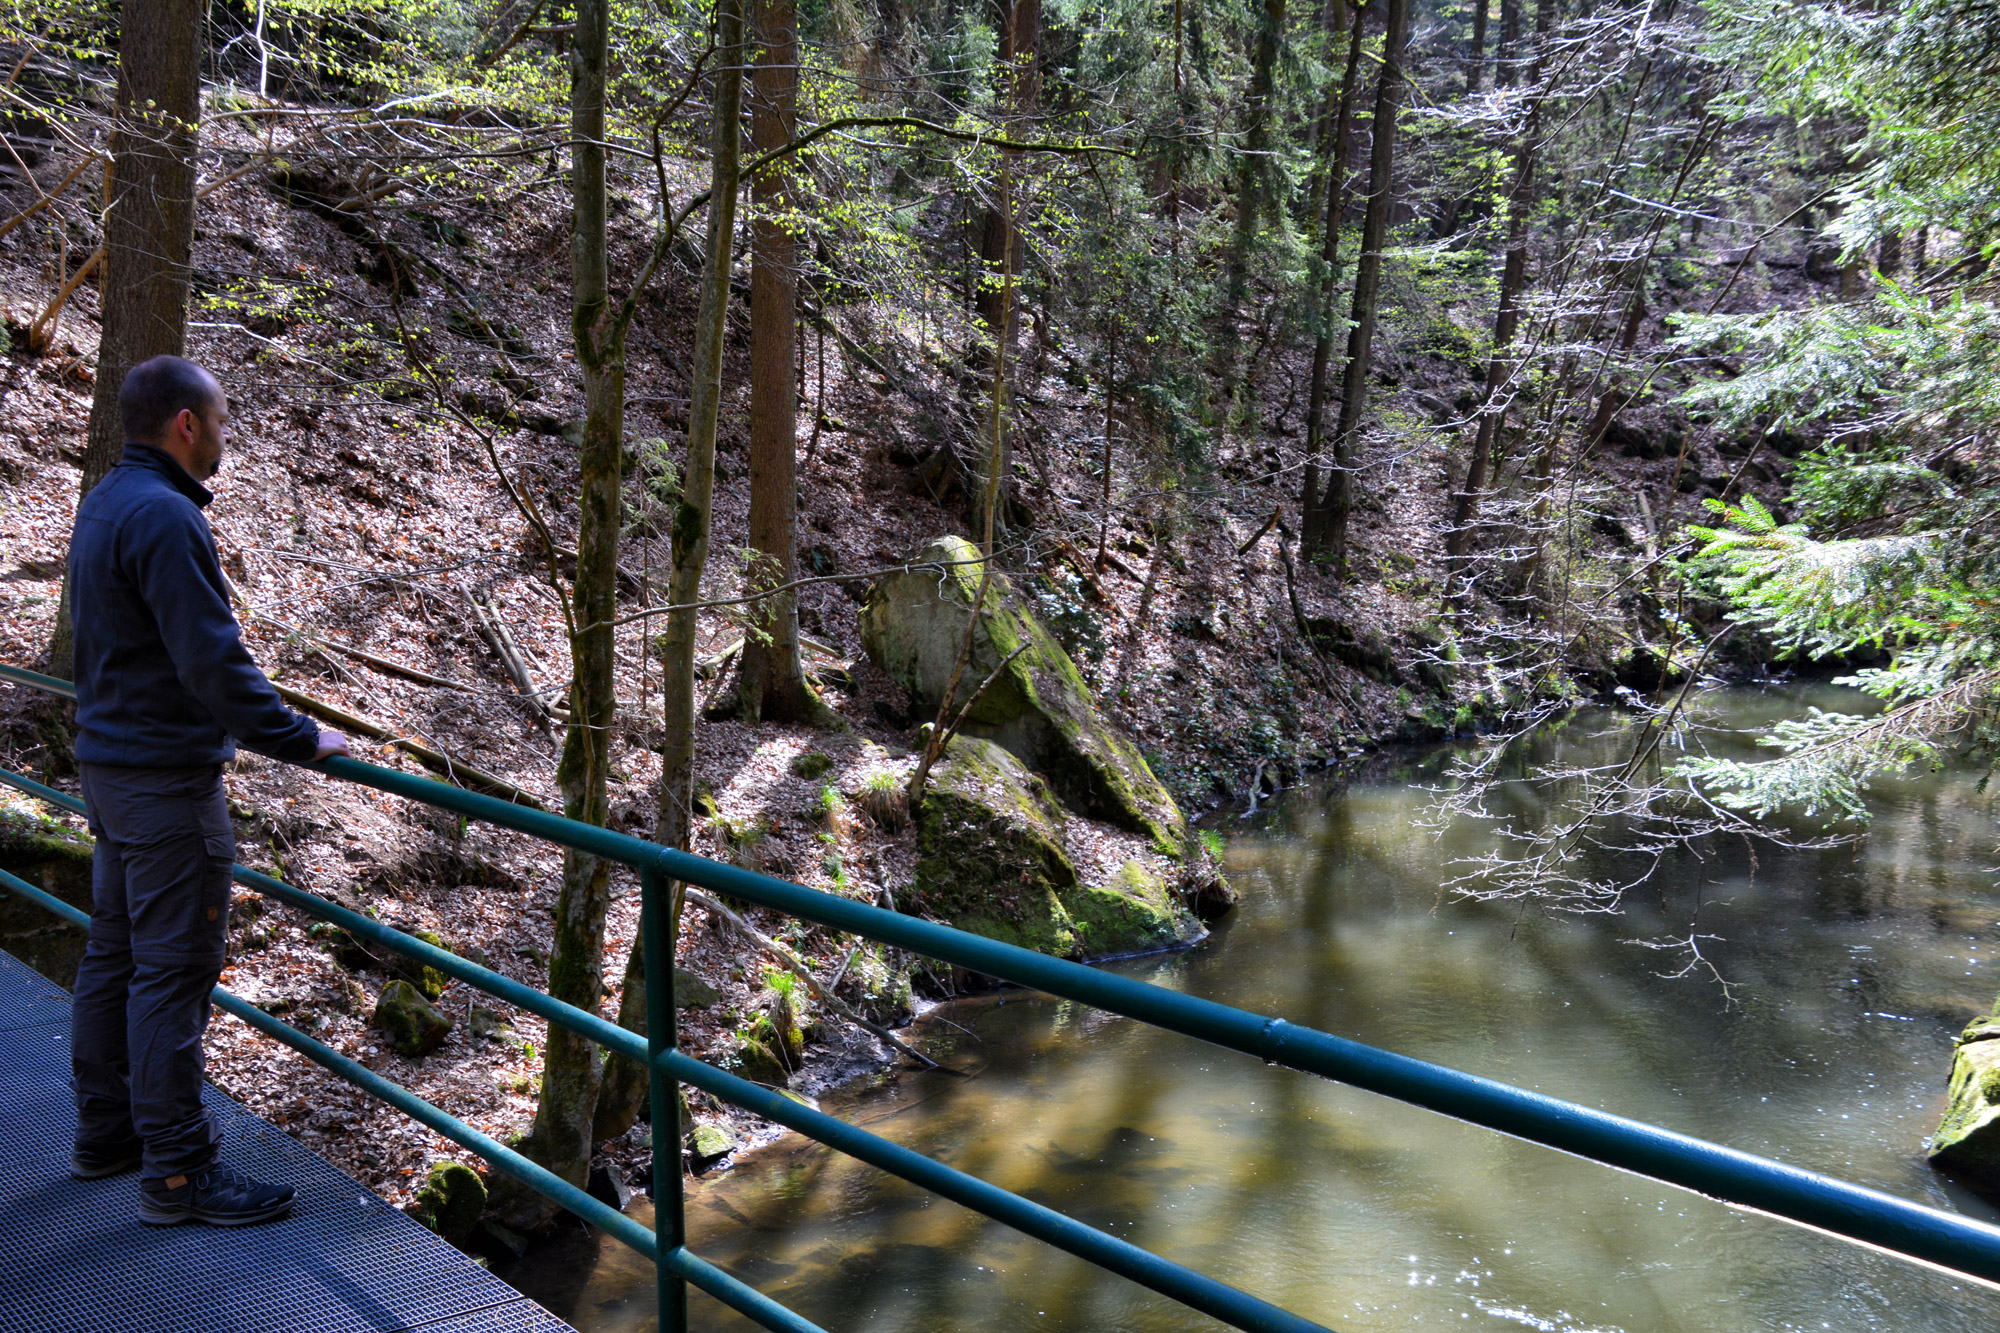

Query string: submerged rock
[372,979,452,1057]
[913,737,1200,960]
[1930,1011,2000,1185]
[861,535,1185,853]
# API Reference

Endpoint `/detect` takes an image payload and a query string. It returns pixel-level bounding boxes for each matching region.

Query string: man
[66,355,348,1226]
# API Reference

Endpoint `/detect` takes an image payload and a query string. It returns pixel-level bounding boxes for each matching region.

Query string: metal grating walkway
[0,949,579,1333]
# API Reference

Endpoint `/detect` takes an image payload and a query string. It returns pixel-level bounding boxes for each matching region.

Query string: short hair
[119,355,219,442]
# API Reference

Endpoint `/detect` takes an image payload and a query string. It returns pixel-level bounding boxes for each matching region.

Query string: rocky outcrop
[861,535,1185,854]
[1930,1009,2000,1184]
[913,735,1081,955]
[912,736,1201,960]
[1067,860,1202,959]
[0,815,93,988]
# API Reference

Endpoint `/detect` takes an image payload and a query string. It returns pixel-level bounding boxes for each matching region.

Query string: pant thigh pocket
[199,799,236,941]
[125,831,234,967]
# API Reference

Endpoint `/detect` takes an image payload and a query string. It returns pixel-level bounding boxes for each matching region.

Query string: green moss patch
[1930,1035,2000,1184]
[1062,860,1203,960]
[414,1161,486,1245]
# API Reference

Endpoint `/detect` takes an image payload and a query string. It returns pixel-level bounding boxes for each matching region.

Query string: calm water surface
[515,686,2000,1331]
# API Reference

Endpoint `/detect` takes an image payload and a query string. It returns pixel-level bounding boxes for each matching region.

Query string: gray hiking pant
[71,762,234,1181]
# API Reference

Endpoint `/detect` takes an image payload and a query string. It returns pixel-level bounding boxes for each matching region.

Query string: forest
[1,0,1997,1310]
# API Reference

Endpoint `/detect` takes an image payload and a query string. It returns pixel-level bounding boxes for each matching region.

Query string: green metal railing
[7,658,2000,1331]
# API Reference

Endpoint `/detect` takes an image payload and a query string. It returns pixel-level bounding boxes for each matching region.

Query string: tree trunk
[1299,0,1365,538]
[1444,0,1551,594]
[972,0,1041,363]
[1217,0,1289,390]
[1878,230,1902,276]
[735,0,829,725]
[1496,0,1522,88]
[653,0,746,1001]
[1469,0,1489,92]
[496,0,626,1228]
[1098,325,1116,566]
[50,0,202,677]
[600,0,749,1148]
[1306,0,1410,574]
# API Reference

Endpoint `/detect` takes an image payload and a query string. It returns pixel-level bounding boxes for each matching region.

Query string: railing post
[641,867,688,1332]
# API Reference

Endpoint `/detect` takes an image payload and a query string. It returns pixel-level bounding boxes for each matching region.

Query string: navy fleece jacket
[67,443,320,767]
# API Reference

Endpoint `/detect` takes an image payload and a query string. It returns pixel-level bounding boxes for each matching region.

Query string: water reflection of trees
[1420,694,1882,996]
[567,694,2000,1331]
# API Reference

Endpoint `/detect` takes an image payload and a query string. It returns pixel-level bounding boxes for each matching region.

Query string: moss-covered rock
[1066,860,1204,960]
[674,966,722,1008]
[734,1033,792,1086]
[413,1161,486,1245]
[749,1011,804,1071]
[0,815,93,988]
[1930,1012,2000,1184]
[913,735,1081,956]
[372,979,452,1057]
[789,751,835,780]
[861,536,1185,853]
[1176,842,1240,921]
[688,1123,736,1161]
[912,740,1203,961]
[389,929,451,1001]
[308,921,372,970]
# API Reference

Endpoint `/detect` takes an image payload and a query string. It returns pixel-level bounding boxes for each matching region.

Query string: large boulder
[1930,1011,2000,1184]
[913,737,1200,960]
[914,736,1081,956]
[861,536,1185,854]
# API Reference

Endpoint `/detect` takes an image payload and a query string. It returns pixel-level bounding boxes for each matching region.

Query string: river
[506,684,2000,1331]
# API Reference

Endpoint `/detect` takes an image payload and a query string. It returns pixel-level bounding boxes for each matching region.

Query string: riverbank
[502,690,2000,1331]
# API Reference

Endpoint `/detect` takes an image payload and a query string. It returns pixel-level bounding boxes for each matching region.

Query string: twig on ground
[682,886,943,1071]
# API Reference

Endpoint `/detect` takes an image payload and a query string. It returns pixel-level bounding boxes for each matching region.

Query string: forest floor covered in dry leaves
[0,111,1798,1221]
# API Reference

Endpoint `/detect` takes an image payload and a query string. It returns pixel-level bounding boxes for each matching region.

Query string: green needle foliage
[1669,0,2000,823]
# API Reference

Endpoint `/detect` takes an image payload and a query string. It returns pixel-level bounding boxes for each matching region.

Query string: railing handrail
[0,762,1325,1333]
[6,658,2000,1326]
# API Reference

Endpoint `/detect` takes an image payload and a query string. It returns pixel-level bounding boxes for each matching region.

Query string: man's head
[119,355,228,481]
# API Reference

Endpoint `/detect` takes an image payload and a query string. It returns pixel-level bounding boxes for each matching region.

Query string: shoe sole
[138,1196,297,1227]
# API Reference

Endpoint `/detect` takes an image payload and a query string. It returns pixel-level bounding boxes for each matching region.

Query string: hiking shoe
[70,1136,144,1180]
[138,1164,296,1227]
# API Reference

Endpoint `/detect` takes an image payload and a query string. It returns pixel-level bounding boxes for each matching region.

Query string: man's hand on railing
[312,729,351,762]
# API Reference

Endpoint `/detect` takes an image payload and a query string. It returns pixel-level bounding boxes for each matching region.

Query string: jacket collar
[121,442,214,509]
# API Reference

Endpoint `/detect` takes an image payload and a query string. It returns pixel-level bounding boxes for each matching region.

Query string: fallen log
[266,679,547,809]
